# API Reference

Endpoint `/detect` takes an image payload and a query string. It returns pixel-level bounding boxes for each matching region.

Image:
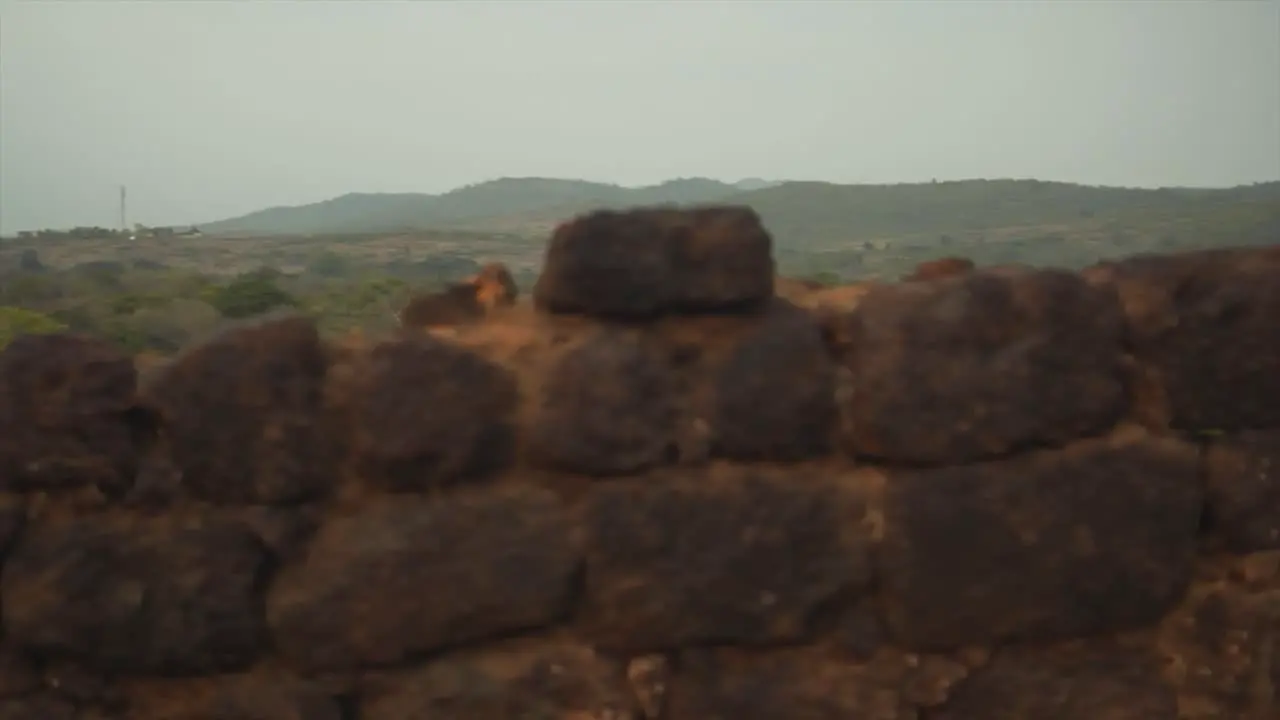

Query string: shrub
[0,306,68,349]
[208,272,297,319]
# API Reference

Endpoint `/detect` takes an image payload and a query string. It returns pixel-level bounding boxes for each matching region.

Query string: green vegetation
[0,306,67,349]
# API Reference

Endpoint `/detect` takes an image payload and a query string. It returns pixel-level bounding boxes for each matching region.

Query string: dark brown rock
[533,205,774,318]
[353,336,517,491]
[583,470,869,651]
[879,435,1202,650]
[836,598,885,661]
[932,643,1177,720]
[1,516,269,675]
[126,676,344,720]
[0,646,39,699]
[268,488,578,671]
[235,505,322,563]
[0,495,24,559]
[0,333,140,494]
[361,644,634,720]
[841,266,1127,464]
[529,329,678,476]
[143,316,336,504]
[0,695,76,720]
[1205,428,1280,553]
[667,651,909,720]
[711,302,837,461]
[1086,246,1280,430]
[670,205,776,312]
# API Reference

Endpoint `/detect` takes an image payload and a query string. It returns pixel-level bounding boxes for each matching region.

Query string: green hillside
[201,178,1280,254]
[202,177,762,236]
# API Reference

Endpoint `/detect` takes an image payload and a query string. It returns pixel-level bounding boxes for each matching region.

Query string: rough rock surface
[143,315,335,504]
[841,266,1127,463]
[268,488,578,671]
[711,301,837,461]
[353,335,518,491]
[2,516,269,674]
[1085,246,1280,430]
[583,470,869,651]
[534,205,774,317]
[0,333,140,495]
[529,329,679,475]
[879,435,1202,650]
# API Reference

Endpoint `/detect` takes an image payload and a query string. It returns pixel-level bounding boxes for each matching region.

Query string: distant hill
[201,177,757,236]
[200,177,1280,255]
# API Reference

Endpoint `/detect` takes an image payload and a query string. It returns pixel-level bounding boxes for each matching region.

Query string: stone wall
[0,206,1277,719]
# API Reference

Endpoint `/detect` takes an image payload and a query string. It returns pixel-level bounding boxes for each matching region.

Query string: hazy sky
[1,0,1277,233]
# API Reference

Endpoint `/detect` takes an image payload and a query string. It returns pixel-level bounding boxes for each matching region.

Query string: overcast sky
[1,0,1277,233]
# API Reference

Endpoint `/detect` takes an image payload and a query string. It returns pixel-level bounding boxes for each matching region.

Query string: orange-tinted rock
[667,651,909,720]
[529,329,678,476]
[398,262,519,330]
[932,643,1177,720]
[1085,246,1280,430]
[398,284,487,328]
[353,335,517,491]
[903,256,975,282]
[267,488,578,671]
[534,206,774,318]
[841,266,1126,463]
[0,333,140,494]
[361,645,634,720]
[711,302,837,461]
[1204,428,1280,553]
[582,471,869,652]
[143,316,336,504]
[125,676,344,720]
[1159,581,1280,720]
[880,436,1201,650]
[2,516,269,674]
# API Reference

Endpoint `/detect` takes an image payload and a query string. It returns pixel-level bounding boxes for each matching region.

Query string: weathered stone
[1159,581,1280,720]
[143,316,336,504]
[1205,428,1280,553]
[669,205,776,312]
[533,205,774,318]
[535,208,674,317]
[0,495,24,559]
[841,266,1126,463]
[530,329,678,476]
[0,646,39,699]
[932,643,1177,720]
[235,505,322,563]
[1085,246,1280,430]
[1,516,269,674]
[711,302,837,461]
[353,336,517,491]
[125,676,344,720]
[583,470,869,651]
[836,598,886,661]
[0,695,76,720]
[880,435,1201,650]
[268,488,578,671]
[0,333,140,494]
[667,651,909,720]
[361,644,634,720]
